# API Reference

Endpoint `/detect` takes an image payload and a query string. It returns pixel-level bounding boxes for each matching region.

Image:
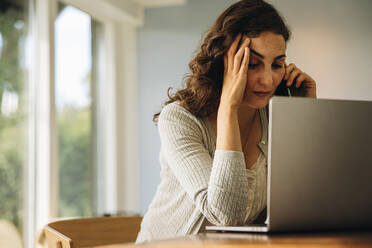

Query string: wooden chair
[44,216,142,248]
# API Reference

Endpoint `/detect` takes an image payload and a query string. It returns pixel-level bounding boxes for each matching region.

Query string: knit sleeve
[157,103,249,226]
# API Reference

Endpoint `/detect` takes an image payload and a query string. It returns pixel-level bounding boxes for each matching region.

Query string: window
[0,0,29,246]
[55,3,102,217]
[0,0,140,246]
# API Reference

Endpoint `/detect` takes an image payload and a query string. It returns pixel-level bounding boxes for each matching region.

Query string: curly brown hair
[153,0,291,123]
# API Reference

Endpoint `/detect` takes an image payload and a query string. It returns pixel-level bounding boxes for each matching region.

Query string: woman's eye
[249,64,259,69]
[272,64,283,69]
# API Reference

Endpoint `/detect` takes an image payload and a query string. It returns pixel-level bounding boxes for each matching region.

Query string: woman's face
[242,32,286,109]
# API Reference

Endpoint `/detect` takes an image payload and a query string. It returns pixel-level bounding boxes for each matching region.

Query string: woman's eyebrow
[251,48,286,60]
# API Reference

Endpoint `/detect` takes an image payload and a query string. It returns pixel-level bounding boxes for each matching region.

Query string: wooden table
[94,230,372,248]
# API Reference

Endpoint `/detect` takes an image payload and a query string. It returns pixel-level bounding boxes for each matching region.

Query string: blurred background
[0,0,371,247]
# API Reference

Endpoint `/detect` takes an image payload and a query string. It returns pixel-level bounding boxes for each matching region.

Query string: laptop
[206,96,372,233]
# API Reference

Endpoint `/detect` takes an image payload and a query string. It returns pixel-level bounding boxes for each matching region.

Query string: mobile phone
[274,79,292,96]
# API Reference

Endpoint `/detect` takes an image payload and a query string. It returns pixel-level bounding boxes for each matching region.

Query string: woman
[136,0,316,243]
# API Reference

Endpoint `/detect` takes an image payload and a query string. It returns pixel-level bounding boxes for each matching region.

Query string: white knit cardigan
[136,102,268,243]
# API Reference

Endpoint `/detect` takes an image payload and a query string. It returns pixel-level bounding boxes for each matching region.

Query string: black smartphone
[274,79,291,96]
[275,79,307,97]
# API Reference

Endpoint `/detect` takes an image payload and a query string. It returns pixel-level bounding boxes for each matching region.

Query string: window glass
[55,3,98,217]
[0,0,29,245]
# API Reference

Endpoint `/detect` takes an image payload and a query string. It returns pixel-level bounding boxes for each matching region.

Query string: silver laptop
[206,96,372,233]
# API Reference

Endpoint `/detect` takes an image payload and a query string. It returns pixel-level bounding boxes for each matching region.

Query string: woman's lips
[254,91,271,97]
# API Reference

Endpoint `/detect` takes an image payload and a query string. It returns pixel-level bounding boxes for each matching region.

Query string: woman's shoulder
[158,101,206,132]
[159,101,184,114]
[159,101,198,121]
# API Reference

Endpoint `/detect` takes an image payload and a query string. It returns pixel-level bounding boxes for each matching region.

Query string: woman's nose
[259,69,273,87]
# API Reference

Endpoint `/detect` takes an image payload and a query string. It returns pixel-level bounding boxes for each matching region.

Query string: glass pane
[0,0,29,246]
[55,3,96,217]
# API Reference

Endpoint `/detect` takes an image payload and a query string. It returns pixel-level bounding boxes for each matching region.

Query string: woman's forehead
[249,32,286,59]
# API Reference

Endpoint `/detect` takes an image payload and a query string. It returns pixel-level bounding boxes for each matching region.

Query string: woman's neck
[237,106,258,129]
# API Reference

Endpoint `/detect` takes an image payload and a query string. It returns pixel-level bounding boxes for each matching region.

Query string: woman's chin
[242,98,270,109]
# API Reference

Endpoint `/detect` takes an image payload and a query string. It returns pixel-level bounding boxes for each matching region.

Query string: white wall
[137,0,372,214]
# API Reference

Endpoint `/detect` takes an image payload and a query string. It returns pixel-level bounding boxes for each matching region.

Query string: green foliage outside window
[0,0,27,231]
[58,105,93,217]
[0,1,94,231]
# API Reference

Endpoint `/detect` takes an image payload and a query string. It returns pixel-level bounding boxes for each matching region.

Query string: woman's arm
[217,34,251,152]
[158,104,249,226]
[158,35,254,226]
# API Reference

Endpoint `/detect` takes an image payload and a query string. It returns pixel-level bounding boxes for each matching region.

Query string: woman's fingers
[220,34,251,108]
[284,63,296,82]
[294,73,307,88]
[223,55,228,75]
[285,63,304,88]
[227,34,242,71]
[239,43,251,75]
[234,38,250,74]
[287,68,302,88]
[283,62,317,98]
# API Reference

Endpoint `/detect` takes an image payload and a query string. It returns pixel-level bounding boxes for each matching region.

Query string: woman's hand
[284,63,317,98]
[215,34,251,152]
[220,34,251,110]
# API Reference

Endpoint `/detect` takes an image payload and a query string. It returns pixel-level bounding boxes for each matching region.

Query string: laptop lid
[268,96,372,231]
